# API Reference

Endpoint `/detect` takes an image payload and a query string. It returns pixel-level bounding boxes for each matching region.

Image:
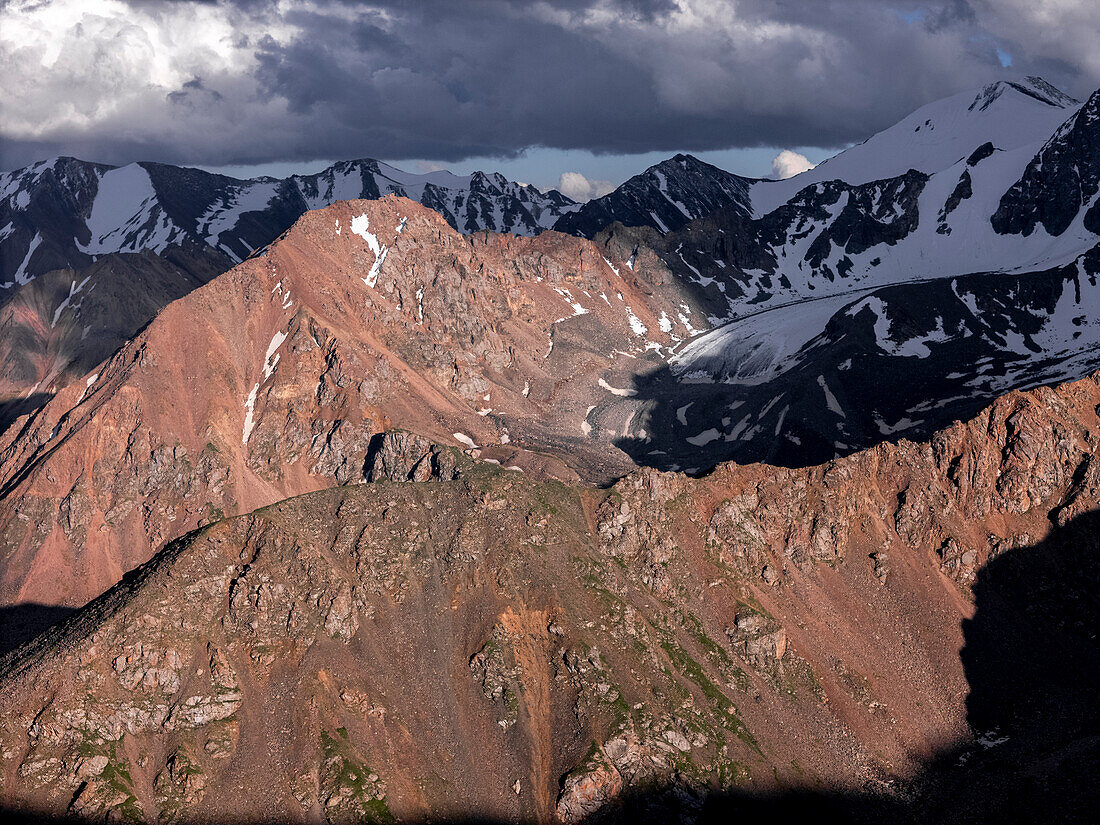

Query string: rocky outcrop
[727,611,787,669]
[365,431,459,482]
[556,745,623,824]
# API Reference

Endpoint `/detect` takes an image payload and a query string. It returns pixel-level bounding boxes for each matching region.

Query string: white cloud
[0,0,263,139]
[557,171,615,202]
[770,150,816,180]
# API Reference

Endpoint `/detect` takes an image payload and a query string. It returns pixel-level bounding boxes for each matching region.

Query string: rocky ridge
[0,367,1097,822]
[0,156,579,285]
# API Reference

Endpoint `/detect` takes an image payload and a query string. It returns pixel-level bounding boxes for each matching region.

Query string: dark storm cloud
[247,2,665,160]
[2,0,1098,171]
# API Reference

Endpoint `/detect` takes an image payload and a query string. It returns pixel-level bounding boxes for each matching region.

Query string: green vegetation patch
[657,634,761,756]
[320,729,394,824]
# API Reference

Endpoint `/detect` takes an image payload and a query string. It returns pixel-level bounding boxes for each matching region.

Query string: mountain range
[592,76,1100,469]
[0,158,579,421]
[1,74,1100,823]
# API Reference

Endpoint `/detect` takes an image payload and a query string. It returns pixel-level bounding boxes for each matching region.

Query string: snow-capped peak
[752,76,1081,214]
[969,76,1078,113]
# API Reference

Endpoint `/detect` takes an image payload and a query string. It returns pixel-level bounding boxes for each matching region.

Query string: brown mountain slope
[1,370,1097,823]
[0,197,701,608]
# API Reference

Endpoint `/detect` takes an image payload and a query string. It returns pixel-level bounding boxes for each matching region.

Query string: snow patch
[817,375,845,417]
[351,213,381,256]
[774,405,789,435]
[242,384,260,444]
[363,247,388,288]
[624,306,647,335]
[648,211,670,233]
[199,181,278,248]
[263,331,288,380]
[75,372,100,405]
[875,416,923,435]
[50,274,93,327]
[453,432,478,449]
[686,428,720,446]
[12,232,42,285]
[80,164,182,255]
[598,378,637,397]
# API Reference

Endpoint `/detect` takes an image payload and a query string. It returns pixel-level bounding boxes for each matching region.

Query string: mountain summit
[0,196,702,608]
[553,154,753,237]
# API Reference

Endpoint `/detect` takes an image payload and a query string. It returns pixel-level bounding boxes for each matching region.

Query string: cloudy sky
[2,0,1099,195]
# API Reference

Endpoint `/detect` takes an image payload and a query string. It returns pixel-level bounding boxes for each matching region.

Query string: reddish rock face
[0,196,706,609]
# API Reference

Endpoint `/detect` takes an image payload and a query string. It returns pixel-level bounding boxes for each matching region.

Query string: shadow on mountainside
[707,508,1100,825]
[611,353,1010,472]
[0,392,54,437]
[0,602,77,655]
[915,507,1100,825]
[2,510,1097,824]
[612,258,1100,473]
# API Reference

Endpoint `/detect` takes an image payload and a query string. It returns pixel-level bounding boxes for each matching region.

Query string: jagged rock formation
[0,156,578,283]
[1,370,1097,822]
[364,431,458,483]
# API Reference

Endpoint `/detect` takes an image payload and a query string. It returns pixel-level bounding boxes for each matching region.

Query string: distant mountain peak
[970,76,1079,112]
[552,153,752,237]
